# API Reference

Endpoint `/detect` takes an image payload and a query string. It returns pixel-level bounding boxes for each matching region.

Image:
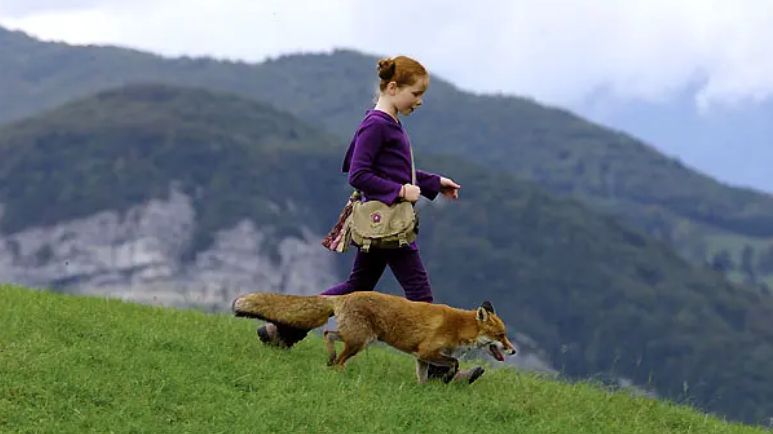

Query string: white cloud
[2,0,773,112]
[0,0,105,17]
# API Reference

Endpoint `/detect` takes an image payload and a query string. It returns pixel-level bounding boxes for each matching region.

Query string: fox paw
[442,367,459,384]
[467,366,485,384]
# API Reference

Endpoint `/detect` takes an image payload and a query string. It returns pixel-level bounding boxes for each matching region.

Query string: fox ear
[476,307,489,322]
[480,301,495,314]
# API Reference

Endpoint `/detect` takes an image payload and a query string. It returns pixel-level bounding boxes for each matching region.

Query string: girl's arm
[416,170,441,200]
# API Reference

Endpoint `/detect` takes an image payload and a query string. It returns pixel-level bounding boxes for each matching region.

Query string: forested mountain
[2,26,773,291]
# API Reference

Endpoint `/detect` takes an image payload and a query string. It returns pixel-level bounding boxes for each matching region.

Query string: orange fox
[232,291,517,384]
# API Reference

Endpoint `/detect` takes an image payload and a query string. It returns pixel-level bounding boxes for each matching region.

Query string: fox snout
[504,343,517,356]
[487,340,517,362]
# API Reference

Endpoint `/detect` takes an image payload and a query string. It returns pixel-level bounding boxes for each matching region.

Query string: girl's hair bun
[375,55,427,92]
[377,57,396,80]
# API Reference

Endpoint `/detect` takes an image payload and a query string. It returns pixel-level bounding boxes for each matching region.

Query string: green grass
[0,285,765,434]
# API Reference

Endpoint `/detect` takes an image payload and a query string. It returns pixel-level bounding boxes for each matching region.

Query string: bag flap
[351,200,415,238]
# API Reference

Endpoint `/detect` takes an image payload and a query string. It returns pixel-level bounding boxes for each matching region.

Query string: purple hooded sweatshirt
[342,109,442,205]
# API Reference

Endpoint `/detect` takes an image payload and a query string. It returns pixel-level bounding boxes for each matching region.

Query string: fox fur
[232,291,516,384]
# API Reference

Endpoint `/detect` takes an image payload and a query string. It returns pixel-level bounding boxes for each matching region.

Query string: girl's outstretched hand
[439,176,461,200]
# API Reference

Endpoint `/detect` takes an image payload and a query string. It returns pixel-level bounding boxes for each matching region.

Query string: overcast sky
[2,0,772,114]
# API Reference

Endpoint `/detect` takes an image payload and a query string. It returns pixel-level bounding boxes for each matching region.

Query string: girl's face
[387,75,429,116]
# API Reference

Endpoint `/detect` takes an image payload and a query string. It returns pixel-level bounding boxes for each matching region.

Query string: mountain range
[3,25,773,292]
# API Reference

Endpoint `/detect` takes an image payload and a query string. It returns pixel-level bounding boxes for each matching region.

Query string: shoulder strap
[409,141,416,186]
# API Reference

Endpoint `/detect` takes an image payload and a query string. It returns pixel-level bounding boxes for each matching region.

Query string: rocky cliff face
[0,186,339,311]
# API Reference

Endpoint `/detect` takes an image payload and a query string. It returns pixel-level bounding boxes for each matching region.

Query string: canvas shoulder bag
[348,144,419,252]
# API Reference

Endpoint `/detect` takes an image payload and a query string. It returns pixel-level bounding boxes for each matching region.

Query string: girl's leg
[386,247,434,303]
[320,249,388,296]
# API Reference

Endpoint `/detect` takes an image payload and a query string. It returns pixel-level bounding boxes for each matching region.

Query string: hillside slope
[3,26,772,289]
[0,284,764,433]
[1,84,773,425]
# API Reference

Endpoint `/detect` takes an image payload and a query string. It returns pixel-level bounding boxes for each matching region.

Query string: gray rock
[0,185,338,312]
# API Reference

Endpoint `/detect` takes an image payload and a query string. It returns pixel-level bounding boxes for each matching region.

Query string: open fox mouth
[489,344,504,362]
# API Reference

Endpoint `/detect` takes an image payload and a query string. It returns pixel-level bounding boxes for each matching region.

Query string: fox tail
[232,292,336,330]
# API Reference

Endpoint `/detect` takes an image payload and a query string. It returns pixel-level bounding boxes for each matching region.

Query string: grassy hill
[3,26,773,290]
[2,84,773,425]
[0,284,765,434]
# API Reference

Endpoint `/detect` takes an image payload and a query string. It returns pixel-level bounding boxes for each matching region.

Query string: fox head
[475,301,517,362]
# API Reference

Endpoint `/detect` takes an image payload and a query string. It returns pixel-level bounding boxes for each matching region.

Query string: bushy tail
[232,292,336,330]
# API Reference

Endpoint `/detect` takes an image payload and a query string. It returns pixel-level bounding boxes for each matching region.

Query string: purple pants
[320,246,434,303]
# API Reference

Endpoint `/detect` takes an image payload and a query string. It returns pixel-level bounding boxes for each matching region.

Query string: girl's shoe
[256,322,309,348]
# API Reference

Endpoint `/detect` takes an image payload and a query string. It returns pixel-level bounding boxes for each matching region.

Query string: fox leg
[331,337,370,369]
[415,359,432,384]
[417,352,460,384]
[418,359,486,385]
[323,330,342,366]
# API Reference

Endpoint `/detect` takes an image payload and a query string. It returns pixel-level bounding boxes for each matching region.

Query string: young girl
[258,55,485,384]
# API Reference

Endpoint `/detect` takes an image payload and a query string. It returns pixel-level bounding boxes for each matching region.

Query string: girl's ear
[386,81,397,95]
